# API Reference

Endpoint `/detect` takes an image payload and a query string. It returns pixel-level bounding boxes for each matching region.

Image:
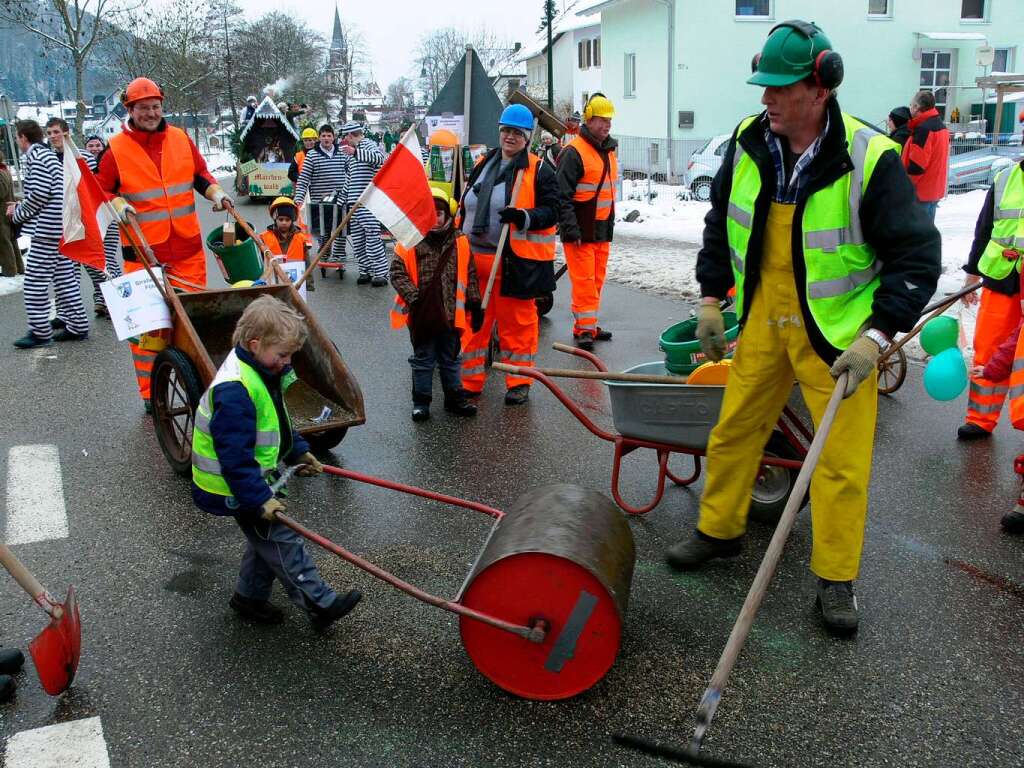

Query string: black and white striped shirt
[341,138,385,204]
[13,143,63,241]
[294,143,346,205]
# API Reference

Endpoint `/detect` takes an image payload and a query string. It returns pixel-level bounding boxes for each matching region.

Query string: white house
[521,0,604,117]
[582,0,1024,178]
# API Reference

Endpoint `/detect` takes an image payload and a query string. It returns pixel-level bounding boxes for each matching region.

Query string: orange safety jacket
[259,228,311,261]
[108,125,199,247]
[295,150,306,178]
[508,154,557,262]
[566,135,617,224]
[390,236,471,333]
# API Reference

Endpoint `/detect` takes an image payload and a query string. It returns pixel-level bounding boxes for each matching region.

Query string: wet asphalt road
[1,198,1023,768]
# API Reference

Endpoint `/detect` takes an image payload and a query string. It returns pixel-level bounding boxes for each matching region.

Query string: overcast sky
[236,1,548,91]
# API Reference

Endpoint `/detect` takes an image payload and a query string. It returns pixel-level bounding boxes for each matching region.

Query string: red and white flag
[359,128,435,249]
[59,137,114,271]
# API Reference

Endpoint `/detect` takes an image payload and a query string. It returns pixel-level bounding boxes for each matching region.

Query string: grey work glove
[829,335,881,398]
[260,497,286,522]
[695,303,727,362]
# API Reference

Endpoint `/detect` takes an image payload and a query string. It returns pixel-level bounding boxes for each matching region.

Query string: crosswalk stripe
[4,717,111,767]
[5,445,68,545]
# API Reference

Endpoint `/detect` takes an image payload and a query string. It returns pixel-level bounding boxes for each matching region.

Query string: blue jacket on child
[192,344,310,518]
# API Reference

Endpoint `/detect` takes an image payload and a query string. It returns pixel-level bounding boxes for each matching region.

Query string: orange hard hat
[122,77,164,106]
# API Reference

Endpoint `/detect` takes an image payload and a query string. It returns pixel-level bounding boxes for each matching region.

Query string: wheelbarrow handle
[223,201,275,262]
[0,544,59,617]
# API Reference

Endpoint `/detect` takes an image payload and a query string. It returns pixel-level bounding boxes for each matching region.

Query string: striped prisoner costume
[294,142,347,263]
[341,137,387,279]
[13,143,88,340]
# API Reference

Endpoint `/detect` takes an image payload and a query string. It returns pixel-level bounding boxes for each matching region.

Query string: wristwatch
[862,328,892,353]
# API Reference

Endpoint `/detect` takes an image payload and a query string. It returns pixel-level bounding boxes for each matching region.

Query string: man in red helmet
[96,77,232,411]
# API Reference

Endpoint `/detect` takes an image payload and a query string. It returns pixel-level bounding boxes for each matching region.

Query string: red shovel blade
[28,586,81,696]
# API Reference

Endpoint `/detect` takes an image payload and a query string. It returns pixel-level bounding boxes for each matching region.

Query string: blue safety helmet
[498,104,534,133]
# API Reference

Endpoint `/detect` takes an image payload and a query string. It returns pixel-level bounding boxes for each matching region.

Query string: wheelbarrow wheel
[304,427,348,452]
[151,347,203,477]
[749,430,808,525]
[535,293,554,317]
[877,346,907,395]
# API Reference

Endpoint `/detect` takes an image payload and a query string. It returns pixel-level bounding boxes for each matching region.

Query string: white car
[685,134,730,202]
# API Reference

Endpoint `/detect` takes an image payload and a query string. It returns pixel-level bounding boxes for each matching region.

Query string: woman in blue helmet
[455,104,563,406]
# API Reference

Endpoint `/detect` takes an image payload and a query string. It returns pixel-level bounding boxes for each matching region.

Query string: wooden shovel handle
[0,544,47,603]
[224,202,274,261]
[492,362,688,386]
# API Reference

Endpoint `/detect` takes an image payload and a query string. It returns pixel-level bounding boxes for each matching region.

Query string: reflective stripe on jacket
[108,125,199,247]
[726,111,896,350]
[391,236,471,333]
[508,153,557,262]
[978,165,1024,280]
[191,349,295,497]
[566,135,618,223]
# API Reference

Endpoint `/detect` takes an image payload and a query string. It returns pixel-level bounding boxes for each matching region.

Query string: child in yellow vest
[191,296,362,628]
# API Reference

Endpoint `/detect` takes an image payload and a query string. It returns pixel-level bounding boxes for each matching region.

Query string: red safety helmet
[122,77,164,106]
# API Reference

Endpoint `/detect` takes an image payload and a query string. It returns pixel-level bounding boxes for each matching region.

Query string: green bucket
[206,225,263,283]
[659,311,740,375]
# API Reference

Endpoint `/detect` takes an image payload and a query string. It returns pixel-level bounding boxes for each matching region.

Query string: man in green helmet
[666,21,940,634]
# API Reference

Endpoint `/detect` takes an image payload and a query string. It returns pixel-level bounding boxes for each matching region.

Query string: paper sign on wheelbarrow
[100,268,172,341]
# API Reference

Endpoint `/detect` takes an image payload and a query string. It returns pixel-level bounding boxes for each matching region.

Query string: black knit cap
[889,106,911,126]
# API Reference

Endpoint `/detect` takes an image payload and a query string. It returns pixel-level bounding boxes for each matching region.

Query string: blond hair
[232,295,308,349]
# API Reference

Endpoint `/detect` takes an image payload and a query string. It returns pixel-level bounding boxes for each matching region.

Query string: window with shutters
[593,37,601,67]
[585,39,592,68]
[578,41,585,69]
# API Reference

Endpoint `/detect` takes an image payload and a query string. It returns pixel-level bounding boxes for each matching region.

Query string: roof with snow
[518,0,602,61]
[239,96,300,142]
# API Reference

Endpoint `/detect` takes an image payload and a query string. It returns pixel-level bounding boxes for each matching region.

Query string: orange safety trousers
[565,241,610,336]
[123,251,207,401]
[460,251,539,392]
[967,287,1022,431]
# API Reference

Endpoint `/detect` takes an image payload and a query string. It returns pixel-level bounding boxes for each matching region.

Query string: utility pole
[223,7,238,132]
[545,0,554,111]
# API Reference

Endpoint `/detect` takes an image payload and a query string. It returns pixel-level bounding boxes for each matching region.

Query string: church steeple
[330,5,345,55]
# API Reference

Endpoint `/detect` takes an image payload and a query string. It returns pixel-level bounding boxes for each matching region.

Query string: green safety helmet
[748,20,843,89]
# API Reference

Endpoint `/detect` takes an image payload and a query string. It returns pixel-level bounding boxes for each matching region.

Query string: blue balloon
[923,347,968,401]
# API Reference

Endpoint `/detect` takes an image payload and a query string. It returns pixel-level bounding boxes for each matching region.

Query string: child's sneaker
[412,404,430,421]
[1004,455,1024,534]
[311,589,362,632]
[444,393,477,417]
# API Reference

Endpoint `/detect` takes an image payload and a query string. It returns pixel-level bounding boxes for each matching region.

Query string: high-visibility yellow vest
[191,350,294,497]
[978,164,1024,280]
[726,111,897,350]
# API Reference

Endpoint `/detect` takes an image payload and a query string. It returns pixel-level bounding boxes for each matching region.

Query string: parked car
[947,133,1023,193]
[685,134,730,202]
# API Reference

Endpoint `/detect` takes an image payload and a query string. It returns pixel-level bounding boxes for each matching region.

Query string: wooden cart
[150,269,365,476]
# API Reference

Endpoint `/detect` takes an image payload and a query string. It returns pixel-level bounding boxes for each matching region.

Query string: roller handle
[0,544,57,616]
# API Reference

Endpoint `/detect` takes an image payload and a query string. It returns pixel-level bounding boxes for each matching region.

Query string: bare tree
[115,0,216,144]
[415,26,516,105]
[0,0,135,136]
[241,12,327,119]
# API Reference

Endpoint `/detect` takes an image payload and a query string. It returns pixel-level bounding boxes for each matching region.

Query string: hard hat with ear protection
[583,93,615,120]
[748,20,843,90]
[431,186,457,217]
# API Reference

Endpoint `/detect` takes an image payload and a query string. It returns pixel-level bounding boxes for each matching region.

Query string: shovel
[0,544,81,695]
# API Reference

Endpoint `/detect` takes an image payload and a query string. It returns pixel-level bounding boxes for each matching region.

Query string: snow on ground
[608,180,987,357]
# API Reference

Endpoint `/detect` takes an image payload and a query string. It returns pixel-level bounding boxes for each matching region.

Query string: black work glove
[498,207,527,229]
[467,300,484,333]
